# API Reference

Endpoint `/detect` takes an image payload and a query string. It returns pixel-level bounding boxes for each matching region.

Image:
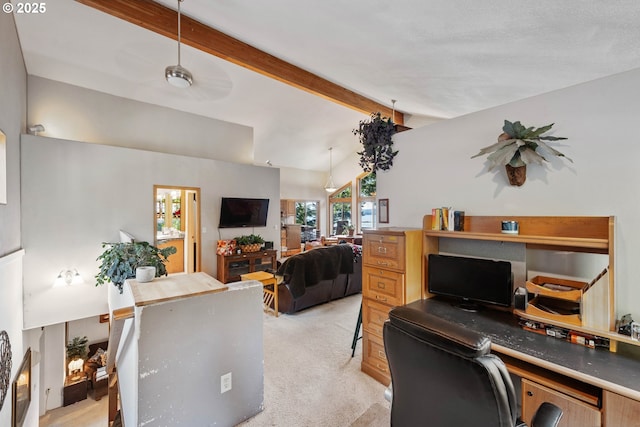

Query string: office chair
[383,305,563,427]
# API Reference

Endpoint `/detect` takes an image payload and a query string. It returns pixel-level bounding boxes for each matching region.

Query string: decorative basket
[240,243,262,253]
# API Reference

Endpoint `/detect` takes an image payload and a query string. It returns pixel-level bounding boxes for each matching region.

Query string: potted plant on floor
[95,241,177,293]
[471,120,571,186]
[235,234,264,253]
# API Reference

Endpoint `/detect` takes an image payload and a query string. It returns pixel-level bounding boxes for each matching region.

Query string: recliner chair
[383,304,563,427]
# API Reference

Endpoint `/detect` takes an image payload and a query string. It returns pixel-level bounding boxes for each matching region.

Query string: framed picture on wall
[12,348,31,427]
[379,198,389,223]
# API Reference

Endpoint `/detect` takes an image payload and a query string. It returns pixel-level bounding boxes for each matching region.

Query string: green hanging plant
[353,112,398,173]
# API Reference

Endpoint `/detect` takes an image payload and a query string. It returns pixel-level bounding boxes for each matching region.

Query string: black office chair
[383,305,563,427]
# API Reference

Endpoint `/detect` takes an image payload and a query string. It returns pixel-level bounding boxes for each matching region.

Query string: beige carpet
[238,294,390,427]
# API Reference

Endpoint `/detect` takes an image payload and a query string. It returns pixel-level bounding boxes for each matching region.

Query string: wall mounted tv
[219,197,269,228]
[428,254,513,310]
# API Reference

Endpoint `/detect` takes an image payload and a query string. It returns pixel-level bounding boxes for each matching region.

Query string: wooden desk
[241,271,278,317]
[405,298,640,426]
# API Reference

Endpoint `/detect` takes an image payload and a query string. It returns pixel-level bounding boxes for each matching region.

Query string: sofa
[276,244,362,314]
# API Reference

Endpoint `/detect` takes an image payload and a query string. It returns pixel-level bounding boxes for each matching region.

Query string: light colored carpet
[238,294,390,427]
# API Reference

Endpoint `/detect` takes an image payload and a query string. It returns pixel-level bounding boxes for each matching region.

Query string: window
[357,172,376,233]
[295,201,319,241]
[329,183,352,235]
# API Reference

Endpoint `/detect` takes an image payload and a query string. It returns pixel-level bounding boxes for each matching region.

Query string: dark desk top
[404,298,640,401]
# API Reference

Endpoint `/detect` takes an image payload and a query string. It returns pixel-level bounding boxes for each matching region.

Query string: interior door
[154,185,201,274]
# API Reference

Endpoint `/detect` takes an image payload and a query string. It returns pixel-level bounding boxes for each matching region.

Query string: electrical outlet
[221,372,232,394]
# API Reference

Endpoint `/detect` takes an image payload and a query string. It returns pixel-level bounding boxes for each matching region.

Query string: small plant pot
[136,266,156,283]
[505,164,526,186]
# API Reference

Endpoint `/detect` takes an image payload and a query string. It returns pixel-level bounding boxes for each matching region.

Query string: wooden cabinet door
[522,379,601,427]
[603,391,640,427]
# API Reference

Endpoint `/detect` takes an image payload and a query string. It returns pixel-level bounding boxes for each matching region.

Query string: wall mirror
[154,185,201,274]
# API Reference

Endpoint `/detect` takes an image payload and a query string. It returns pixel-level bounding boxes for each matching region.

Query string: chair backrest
[383,304,519,427]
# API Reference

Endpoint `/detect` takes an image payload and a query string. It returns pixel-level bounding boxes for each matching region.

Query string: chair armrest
[531,402,563,427]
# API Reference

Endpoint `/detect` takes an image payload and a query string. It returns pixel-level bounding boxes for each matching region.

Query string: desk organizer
[525,268,609,329]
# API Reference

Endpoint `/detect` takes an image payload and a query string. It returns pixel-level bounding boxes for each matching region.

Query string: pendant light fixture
[324,147,337,193]
[165,0,193,88]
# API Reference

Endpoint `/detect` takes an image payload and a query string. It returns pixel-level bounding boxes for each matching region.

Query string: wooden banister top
[128,272,227,307]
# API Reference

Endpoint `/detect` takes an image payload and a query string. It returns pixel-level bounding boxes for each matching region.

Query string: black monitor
[428,254,513,310]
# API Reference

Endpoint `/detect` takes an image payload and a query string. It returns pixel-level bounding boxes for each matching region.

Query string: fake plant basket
[240,244,262,253]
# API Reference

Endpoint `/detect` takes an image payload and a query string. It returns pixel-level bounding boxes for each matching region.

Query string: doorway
[154,185,201,273]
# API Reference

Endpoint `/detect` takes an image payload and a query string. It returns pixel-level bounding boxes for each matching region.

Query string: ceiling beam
[75,0,404,124]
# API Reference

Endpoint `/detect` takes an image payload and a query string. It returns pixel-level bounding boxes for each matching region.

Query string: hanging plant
[353,112,398,173]
[471,120,571,186]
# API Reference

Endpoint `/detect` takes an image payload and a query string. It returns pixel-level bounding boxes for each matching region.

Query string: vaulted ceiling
[13,0,640,171]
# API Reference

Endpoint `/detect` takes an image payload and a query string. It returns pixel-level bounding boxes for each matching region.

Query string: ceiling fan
[165,0,193,88]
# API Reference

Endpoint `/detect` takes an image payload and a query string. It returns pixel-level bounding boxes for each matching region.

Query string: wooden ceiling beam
[75,0,404,124]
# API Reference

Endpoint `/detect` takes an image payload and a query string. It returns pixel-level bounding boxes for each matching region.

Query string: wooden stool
[240,271,279,317]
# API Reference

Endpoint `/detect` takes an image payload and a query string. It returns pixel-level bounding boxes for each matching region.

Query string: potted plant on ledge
[471,120,571,186]
[95,241,177,293]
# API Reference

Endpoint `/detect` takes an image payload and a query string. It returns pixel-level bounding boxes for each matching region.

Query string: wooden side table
[240,271,279,317]
[63,373,88,406]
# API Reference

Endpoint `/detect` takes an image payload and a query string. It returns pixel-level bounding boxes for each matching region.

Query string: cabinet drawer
[363,267,404,306]
[363,332,388,364]
[363,298,392,337]
[522,379,601,427]
[364,234,405,270]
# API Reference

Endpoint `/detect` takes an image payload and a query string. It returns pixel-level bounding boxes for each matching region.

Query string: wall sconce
[53,269,84,287]
[27,124,45,135]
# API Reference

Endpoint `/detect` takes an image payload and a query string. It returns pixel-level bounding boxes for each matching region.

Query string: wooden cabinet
[217,249,277,283]
[603,391,640,427]
[281,224,302,257]
[63,375,88,406]
[522,379,601,427]
[361,228,422,385]
[280,199,296,218]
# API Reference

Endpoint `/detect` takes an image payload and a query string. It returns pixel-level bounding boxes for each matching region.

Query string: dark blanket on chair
[276,244,354,298]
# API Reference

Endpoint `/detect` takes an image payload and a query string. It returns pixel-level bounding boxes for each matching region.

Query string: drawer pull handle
[376,363,388,372]
[377,247,387,254]
[376,295,387,302]
[378,350,386,359]
[377,261,389,266]
[377,282,386,289]
[527,391,533,397]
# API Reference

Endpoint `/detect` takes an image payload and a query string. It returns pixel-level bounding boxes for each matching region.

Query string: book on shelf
[431,208,464,231]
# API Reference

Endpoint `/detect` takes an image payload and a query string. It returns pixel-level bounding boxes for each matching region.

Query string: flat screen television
[219,197,269,228]
[428,254,513,310]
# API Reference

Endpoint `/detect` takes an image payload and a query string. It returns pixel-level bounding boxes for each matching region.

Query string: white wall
[20,135,281,329]
[0,11,38,427]
[68,316,109,347]
[379,67,640,320]
[27,76,254,165]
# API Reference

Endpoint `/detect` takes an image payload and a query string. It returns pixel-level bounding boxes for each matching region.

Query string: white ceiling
[13,0,640,171]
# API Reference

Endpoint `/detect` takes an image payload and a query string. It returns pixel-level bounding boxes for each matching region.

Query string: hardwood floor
[40,395,107,427]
